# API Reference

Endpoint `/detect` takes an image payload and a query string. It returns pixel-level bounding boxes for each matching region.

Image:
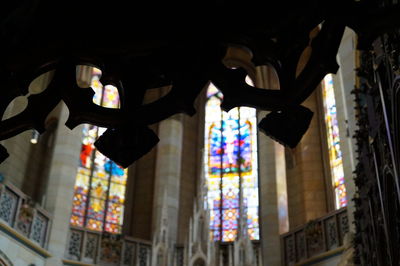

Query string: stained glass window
[204,81,259,242]
[322,74,347,209]
[70,68,128,234]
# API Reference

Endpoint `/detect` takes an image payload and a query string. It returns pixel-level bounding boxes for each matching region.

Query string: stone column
[0,71,54,190]
[0,97,32,188]
[331,27,358,232]
[256,66,289,266]
[44,103,83,265]
[152,115,183,245]
[258,127,289,266]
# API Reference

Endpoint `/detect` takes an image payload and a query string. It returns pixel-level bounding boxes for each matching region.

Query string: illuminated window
[70,68,128,234]
[204,81,259,242]
[322,74,347,209]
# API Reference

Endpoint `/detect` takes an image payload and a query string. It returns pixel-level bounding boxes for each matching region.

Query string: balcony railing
[65,227,152,266]
[0,181,51,249]
[281,207,349,265]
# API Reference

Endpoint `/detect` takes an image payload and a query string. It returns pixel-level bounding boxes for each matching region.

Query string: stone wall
[177,93,204,244]
[286,90,328,229]
[125,88,160,240]
[0,97,32,189]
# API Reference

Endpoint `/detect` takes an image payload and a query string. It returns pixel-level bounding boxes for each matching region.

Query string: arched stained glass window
[204,81,259,242]
[70,68,128,234]
[322,74,347,209]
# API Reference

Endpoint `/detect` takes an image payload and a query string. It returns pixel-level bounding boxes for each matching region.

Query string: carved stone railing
[174,240,262,266]
[65,227,152,266]
[281,207,349,265]
[0,181,51,249]
[215,240,262,266]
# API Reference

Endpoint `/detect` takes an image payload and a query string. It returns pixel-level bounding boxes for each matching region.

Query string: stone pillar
[44,103,83,265]
[256,66,289,266]
[177,109,202,244]
[152,116,183,245]
[258,128,289,266]
[125,87,161,240]
[0,71,54,190]
[0,97,31,188]
[331,27,358,232]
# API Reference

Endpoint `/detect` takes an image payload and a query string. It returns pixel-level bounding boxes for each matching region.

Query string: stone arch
[192,257,206,266]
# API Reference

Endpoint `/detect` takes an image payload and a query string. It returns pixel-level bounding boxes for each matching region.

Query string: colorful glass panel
[70,67,128,233]
[204,82,259,242]
[103,85,120,108]
[322,74,347,208]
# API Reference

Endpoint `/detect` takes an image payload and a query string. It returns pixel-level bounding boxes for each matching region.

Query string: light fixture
[30,130,40,144]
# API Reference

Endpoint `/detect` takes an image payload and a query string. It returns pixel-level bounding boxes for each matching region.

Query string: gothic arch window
[322,74,347,208]
[70,68,128,234]
[204,80,259,242]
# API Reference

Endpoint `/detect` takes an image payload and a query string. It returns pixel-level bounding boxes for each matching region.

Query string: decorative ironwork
[67,230,83,261]
[138,245,150,266]
[353,28,400,266]
[0,187,18,225]
[30,211,48,246]
[65,227,152,265]
[338,211,349,243]
[99,233,122,264]
[83,233,98,262]
[295,231,306,261]
[122,241,135,266]
[324,217,338,250]
[1,2,398,167]
[305,221,324,257]
[0,182,51,248]
[285,235,295,264]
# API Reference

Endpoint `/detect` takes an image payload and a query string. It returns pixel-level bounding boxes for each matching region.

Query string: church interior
[0,1,399,266]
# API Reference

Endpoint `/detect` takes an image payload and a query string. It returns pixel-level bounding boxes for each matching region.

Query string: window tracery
[204,82,259,242]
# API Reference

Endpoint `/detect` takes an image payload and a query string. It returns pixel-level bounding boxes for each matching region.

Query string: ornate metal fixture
[353,28,400,266]
[0,1,398,167]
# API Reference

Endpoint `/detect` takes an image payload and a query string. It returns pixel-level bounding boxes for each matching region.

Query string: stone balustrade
[281,207,349,265]
[65,227,152,266]
[0,181,51,249]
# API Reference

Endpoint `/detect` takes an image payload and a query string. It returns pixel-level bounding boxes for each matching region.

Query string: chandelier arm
[0,80,62,140]
[289,20,345,104]
[64,76,207,129]
[211,65,290,111]
[0,73,24,122]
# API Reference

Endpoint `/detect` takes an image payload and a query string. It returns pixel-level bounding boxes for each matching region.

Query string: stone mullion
[219,105,224,241]
[256,65,288,266]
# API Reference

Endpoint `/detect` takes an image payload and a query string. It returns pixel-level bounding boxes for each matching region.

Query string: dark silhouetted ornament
[0,144,9,164]
[258,105,313,148]
[94,126,159,168]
